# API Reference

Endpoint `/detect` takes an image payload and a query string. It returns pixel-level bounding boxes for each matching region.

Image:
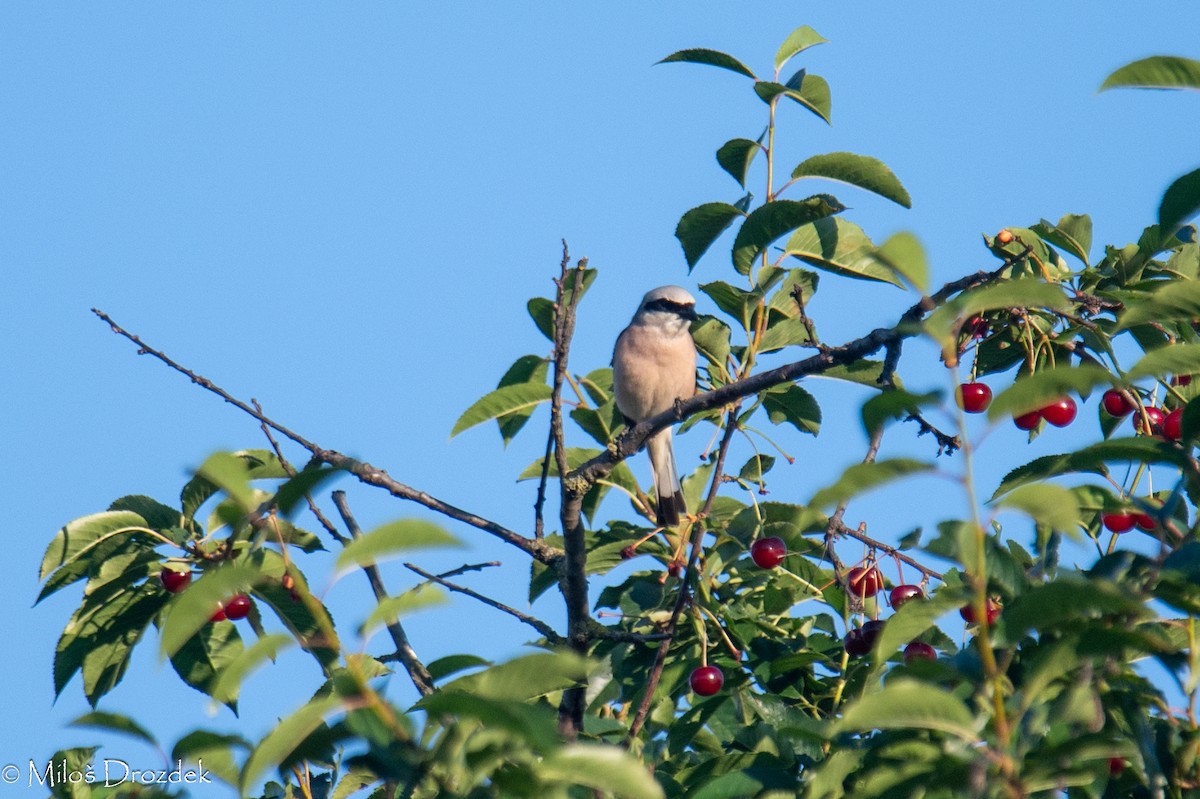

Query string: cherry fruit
[1102,389,1136,417]
[964,316,989,339]
[844,628,871,658]
[689,665,723,696]
[889,584,924,609]
[1134,511,1157,531]
[160,569,191,594]
[210,605,227,623]
[960,598,1001,626]
[1134,406,1165,435]
[1164,408,1184,441]
[750,537,787,569]
[861,619,885,649]
[224,594,252,621]
[1101,513,1136,534]
[903,641,937,663]
[1040,397,1077,428]
[956,382,992,414]
[1172,375,1193,387]
[846,565,884,598]
[1013,410,1041,431]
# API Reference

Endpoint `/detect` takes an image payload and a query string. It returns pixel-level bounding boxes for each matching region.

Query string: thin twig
[332,491,435,696]
[91,308,562,567]
[404,562,563,644]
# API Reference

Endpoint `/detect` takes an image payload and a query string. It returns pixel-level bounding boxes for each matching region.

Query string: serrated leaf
[1116,278,1200,330]
[208,633,293,706]
[860,390,940,438]
[691,317,732,373]
[870,232,928,292]
[241,694,343,792]
[762,384,821,435]
[429,651,588,701]
[1100,55,1200,91]
[360,587,448,638]
[272,466,343,519]
[716,139,761,188]
[754,74,832,124]
[676,202,745,271]
[527,297,554,341]
[1127,343,1200,381]
[540,745,666,799]
[992,437,1190,499]
[869,592,963,675]
[994,484,1082,535]
[1032,213,1092,266]
[808,459,933,510]
[495,354,551,445]
[783,217,902,287]
[418,692,561,752]
[791,152,912,209]
[335,519,461,574]
[1003,578,1150,636]
[55,583,167,701]
[108,495,181,530]
[733,196,845,275]
[170,619,245,708]
[427,654,490,682]
[659,48,756,79]
[1160,167,1200,235]
[69,711,158,748]
[986,364,1112,421]
[196,451,258,513]
[40,510,150,581]
[757,316,814,352]
[819,359,892,389]
[699,280,756,328]
[451,383,553,437]
[835,678,977,739]
[158,564,261,660]
[774,25,828,71]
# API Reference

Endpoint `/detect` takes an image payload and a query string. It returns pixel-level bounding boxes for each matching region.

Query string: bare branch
[332,491,435,697]
[91,308,562,567]
[404,562,563,644]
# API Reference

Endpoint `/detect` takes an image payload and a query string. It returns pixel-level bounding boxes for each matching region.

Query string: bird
[612,285,699,527]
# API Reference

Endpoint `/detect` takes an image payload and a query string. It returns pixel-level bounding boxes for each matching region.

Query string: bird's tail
[646,429,686,527]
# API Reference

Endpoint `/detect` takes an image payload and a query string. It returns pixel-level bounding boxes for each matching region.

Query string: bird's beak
[683,305,699,322]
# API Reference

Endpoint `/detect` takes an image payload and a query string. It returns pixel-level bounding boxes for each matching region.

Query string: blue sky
[3,2,1200,791]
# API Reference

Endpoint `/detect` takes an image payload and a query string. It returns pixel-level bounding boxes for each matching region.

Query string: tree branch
[404,562,563,644]
[91,308,562,567]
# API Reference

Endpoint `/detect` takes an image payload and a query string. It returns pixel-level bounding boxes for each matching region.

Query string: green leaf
[835,678,977,739]
[540,744,666,799]
[733,196,845,275]
[158,564,260,659]
[360,587,448,638]
[1032,214,1092,266]
[754,74,832,124]
[69,711,158,748]
[1003,578,1150,635]
[1116,278,1200,330]
[241,694,343,792]
[783,217,902,287]
[196,451,258,513]
[870,592,963,673]
[430,651,588,701]
[986,364,1112,421]
[860,390,940,438]
[170,618,245,708]
[108,494,181,530]
[994,484,1082,535]
[427,654,490,682]
[791,152,911,209]
[716,139,761,188]
[174,731,250,789]
[40,510,150,581]
[869,232,928,292]
[527,297,554,341]
[676,202,745,271]
[757,316,814,352]
[272,466,343,519]
[1100,55,1200,91]
[699,280,757,328]
[495,354,551,446]
[992,437,1190,499]
[1127,343,1200,381]
[451,383,553,437]
[1159,167,1200,235]
[819,359,892,389]
[692,317,732,373]
[658,48,756,79]
[335,519,461,574]
[774,25,828,71]
[808,459,933,510]
[418,692,561,751]
[209,633,293,706]
[762,384,821,435]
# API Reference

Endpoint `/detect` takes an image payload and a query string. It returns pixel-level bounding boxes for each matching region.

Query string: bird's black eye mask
[644,298,698,320]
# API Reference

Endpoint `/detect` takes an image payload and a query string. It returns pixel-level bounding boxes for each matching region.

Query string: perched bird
[612,285,699,527]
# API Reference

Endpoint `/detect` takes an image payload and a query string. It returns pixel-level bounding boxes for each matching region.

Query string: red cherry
[964,316,989,339]
[1164,408,1184,441]
[750,537,787,569]
[1108,757,1126,776]
[689,665,723,696]
[1133,406,1166,435]
[1040,396,1077,427]
[210,605,227,622]
[668,562,684,578]
[889,584,925,609]
[903,641,937,663]
[1134,511,1157,531]
[960,598,1001,626]
[1101,513,1136,534]
[224,594,252,621]
[1013,410,1041,430]
[1102,388,1136,417]
[956,382,992,414]
[861,619,886,649]
[1172,375,1193,387]
[160,569,191,594]
[846,565,884,598]
[844,628,871,658]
